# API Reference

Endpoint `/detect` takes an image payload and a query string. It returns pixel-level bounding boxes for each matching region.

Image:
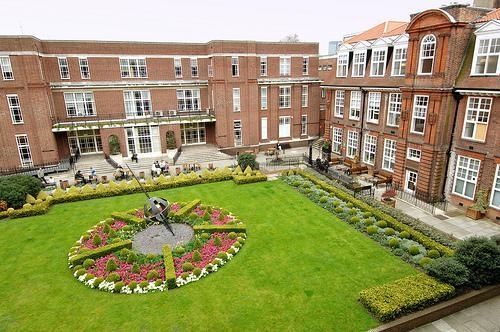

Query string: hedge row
[171,199,201,220]
[233,173,268,185]
[162,245,177,289]
[111,210,146,227]
[359,274,455,322]
[193,224,247,234]
[290,169,453,257]
[69,240,133,266]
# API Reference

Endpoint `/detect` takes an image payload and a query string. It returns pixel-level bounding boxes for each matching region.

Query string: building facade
[0,38,321,170]
[319,4,500,219]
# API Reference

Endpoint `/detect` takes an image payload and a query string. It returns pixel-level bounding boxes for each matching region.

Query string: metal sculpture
[125,164,175,236]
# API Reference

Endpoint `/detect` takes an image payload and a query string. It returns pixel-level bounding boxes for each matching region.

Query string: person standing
[37,167,48,184]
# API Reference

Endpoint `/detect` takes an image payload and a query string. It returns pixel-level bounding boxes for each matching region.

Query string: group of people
[113,166,132,181]
[74,167,98,184]
[151,160,169,177]
[37,168,56,187]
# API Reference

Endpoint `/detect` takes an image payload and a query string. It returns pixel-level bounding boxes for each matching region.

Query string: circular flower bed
[68,200,246,294]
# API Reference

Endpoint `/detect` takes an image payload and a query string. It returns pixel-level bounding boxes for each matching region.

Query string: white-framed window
[260,86,268,110]
[352,51,366,77]
[279,86,291,108]
[349,90,361,120]
[260,56,267,76]
[190,58,198,77]
[407,148,421,161]
[79,58,90,79]
[174,58,182,78]
[387,93,402,127]
[382,139,396,171]
[334,90,345,118]
[124,90,151,117]
[261,117,268,140]
[126,125,160,154]
[234,120,242,146]
[411,95,429,134]
[120,58,147,78]
[301,115,307,135]
[16,134,33,167]
[367,92,381,123]
[363,134,377,165]
[233,88,241,112]
[7,94,23,124]
[490,164,500,209]
[279,116,291,137]
[64,92,96,117]
[231,56,239,77]
[176,89,200,111]
[301,85,308,107]
[58,58,70,79]
[392,46,407,76]
[0,56,14,80]
[302,57,309,75]
[321,88,326,99]
[280,56,291,76]
[347,131,358,158]
[462,96,492,141]
[332,127,343,154]
[453,155,480,199]
[472,36,500,75]
[418,34,436,75]
[370,49,386,76]
[337,53,348,77]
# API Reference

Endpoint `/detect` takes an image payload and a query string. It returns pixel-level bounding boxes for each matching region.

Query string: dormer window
[418,34,436,75]
[352,50,366,77]
[370,49,386,76]
[472,36,500,75]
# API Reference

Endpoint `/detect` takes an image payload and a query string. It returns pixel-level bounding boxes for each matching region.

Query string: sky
[1,0,474,55]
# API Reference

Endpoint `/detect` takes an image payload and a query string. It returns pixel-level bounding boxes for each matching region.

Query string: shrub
[114,281,125,292]
[146,270,159,280]
[384,228,395,236]
[419,257,433,267]
[182,262,194,272]
[192,250,202,262]
[181,272,190,280]
[103,224,111,234]
[106,272,120,282]
[454,236,500,287]
[175,246,186,255]
[228,232,237,240]
[319,196,328,204]
[400,231,411,239]
[131,263,140,274]
[217,252,228,260]
[366,225,378,235]
[26,194,36,204]
[237,153,257,171]
[105,258,118,272]
[193,268,202,277]
[376,220,387,228]
[126,251,138,264]
[388,238,400,248]
[0,175,42,208]
[213,236,223,247]
[408,245,420,256]
[424,257,470,287]
[82,258,95,269]
[128,281,138,290]
[92,235,102,246]
[139,281,149,288]
[427,249,440,259]
[227,248,235,255]
[93,277,104,287]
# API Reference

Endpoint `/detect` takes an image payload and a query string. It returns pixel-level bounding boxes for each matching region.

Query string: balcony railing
[51,109,216,131]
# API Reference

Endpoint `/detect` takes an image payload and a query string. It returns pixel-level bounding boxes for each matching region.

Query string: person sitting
[74,170,87,184]
[131,152,138,163]
[89,167,98,183]
[151,161,161,177]
[159,160,167,174]
[114,166,125,180]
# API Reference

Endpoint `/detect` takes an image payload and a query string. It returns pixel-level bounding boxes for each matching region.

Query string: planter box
[466,207,484,220]
[381,198,396,208]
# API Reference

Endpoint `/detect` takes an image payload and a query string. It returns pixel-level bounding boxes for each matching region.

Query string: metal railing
[393,183,448,215]
[0,158,71,177]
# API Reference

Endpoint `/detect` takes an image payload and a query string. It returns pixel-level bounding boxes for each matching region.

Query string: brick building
[319,4,499,219]
[0,38,321,170]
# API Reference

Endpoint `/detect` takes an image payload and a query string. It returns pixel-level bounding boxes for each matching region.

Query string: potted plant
[466,188,488,220]
[381,188,397,208]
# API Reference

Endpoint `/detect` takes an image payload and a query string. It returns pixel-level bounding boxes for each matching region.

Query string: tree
[281,34,299,42]
[238,153,257,170]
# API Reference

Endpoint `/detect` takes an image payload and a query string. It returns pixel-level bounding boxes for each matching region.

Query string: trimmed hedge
[68,240,132,266]
[193,224,247,234]
[171,199,201,221]
[110,210,146,227]
[359,274,455,322]
[232,172,267,185]
[162,245,177,289]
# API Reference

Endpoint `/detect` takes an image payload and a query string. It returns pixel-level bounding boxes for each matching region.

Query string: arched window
[418,34,436,75]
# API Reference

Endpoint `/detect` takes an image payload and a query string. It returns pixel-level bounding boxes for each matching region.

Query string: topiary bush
[192,250,202,262]
[105,258,118,272]
[384,228,395,236]
[424,257,470,288]
[408,245,420,256]
[367,225,378,235]
[427,249,440,259]
[388,238,400,248]
[237,153,257,170]
[82,258,95,269]
[182,262,194,272]
[146,270,159,280]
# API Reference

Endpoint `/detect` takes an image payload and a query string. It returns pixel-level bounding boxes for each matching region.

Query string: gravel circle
[132,223,194,255]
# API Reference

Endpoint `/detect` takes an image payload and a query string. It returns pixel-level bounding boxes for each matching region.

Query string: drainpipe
[358,88,368,160]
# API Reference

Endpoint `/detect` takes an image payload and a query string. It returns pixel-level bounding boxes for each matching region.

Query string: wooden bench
[351,165,368,175]
[329,157,343,165]
[373,170,393,187]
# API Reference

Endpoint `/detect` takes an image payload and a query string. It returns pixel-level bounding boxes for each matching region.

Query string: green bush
[146,270,159,280]
[228,232,237,240]
[319,196,328,204]
[424,257,470,287]
[131,263,140,274]
[388,238,400,248]
[0,175,42,208]
[384,228,395,236]
[93,277,104,287]
[175,246,186,255]
[237,153,257,170]
[408,245,420,256]
[376,220,387,228]
[366,225,378,235]
[105,258,118,272]
[213,236,223,247]
[193,268,202,277]
[92,235,102,246]
[128,281,138,290]
[139,281,149,288]
[418,257,433,267]
[427,249,440,259]
[349,216,360,224]
[126,251,138,264]
[454,236,500,287]
[192,250,202,262]
[217,252,227,260]
[82,258,95,269]
[114,281,125,292]
[400,231,410,239]
[106,272,120,282]
[182,262,194,272]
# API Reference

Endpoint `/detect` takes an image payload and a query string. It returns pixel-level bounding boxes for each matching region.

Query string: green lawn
[0,180,416,331]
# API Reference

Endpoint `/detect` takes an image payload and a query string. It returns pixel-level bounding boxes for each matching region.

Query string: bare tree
[281,34,300,42]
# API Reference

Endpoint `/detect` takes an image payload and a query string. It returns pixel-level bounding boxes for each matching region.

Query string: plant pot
[381,198,396,208]
[466,207,484,220]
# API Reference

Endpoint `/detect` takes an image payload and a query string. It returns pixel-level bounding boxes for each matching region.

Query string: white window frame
[302,57,309,75]
[472,34,500,75]
[453,155,481,199]
[392,46,407,76]
[233,88,241,112]
[332,127,343,154]
[124,90,151,118]
[0,56,14,80]
[411,95,429,134]
[363,134,377,165]
[382,139,396,171]
[176,89,200,111]
[334,90,345,118]
[234,120,242,146]
[260,56,267,76]
[336,53,348,77]
[190,58,198,77]
[7,94,23,124]
[367,92,381,123]
[174,58,183,78]
[349,90,361,120]
[387,93,402,127]
[261,117,268,140]
[407,148,421,162]
[301,115,308,135]
[280,56,291,76]
[370,48,387,77]
[261,86,268,110]
[79,58,90,79]
[490,164,500,209]
[418,34,436,75]
[120,58,147,78]
[231,56,239,77]
[279,116,291,138]
[15,134,33,167]
[352,51,366,77]
[462,96,492,142]
[321,88,326,99]
[64,92,96,117]
[347,131,358,158]
[58,57,70,79]
[301,85,308,107]
[279,86,291,108]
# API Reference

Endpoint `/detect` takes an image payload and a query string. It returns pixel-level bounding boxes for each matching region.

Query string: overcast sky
[1,0,473,54]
